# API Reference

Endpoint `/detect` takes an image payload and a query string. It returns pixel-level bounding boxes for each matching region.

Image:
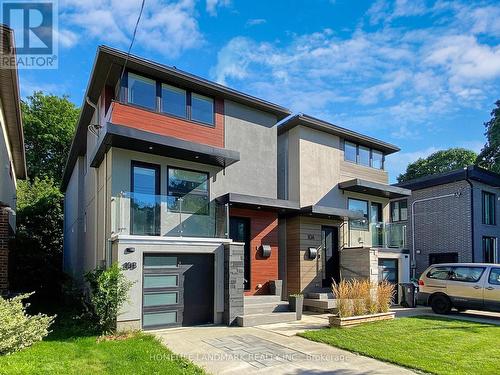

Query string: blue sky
[16,0,500,182]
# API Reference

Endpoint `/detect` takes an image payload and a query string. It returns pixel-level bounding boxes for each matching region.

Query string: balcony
[348,221,407,249]
[111,192,228,239]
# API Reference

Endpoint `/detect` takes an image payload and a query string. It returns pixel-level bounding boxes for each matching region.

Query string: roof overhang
[216,193,300,213]
[277,113,400,155]
[300,205,365,220]
[90,123,240,169]
[340,178,411,199]
[0,25,26,179]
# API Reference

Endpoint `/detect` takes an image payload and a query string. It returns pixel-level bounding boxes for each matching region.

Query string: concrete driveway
[154,318,416,375]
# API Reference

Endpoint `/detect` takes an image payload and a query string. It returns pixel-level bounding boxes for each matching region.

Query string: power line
[120,0,146,85]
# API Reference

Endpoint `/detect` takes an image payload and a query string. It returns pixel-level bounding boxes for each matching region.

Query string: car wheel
[431,295,452,314]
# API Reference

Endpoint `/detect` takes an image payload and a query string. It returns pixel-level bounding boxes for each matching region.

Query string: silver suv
[417,263,500,314]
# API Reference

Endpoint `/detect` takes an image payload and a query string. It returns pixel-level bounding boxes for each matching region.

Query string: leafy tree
[477,100,500,173]
[10,177,65,300]
[397,148,478,183]
[22,91,79,183]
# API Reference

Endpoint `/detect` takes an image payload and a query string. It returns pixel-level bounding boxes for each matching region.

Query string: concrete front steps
[236,295,297,327]
[303,289,339,314]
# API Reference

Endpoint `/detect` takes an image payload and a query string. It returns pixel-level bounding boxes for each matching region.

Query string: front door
[230,217,251,291]
[322,226,340,287]
[378,258,399,303]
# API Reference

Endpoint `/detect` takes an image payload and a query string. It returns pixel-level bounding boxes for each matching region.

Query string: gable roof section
[61,45,291,190]
[277,113,400,155]
[396,165,500,190]
[0,25,26,179]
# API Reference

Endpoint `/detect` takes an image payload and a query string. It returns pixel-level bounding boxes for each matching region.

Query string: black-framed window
[131,161,161,236]
[390,200,408,222]
[167,167,209,215]
[483,236,497,263]
[161,83,187,118]
[348,198,369,230]
[482,191,496,225]
[191,93,214,125]
[128,73,156,110]
[343,140,385,170]
[126,72,215,127]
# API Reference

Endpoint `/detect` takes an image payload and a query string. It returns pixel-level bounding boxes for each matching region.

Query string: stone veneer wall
[224,242,244,325]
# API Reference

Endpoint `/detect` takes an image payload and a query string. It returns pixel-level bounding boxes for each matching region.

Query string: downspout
[464,167,474,262]
[411,191,461,278]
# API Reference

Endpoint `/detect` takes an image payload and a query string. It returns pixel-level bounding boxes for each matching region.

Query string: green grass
[0,315,206,375]
[299,316,500,375]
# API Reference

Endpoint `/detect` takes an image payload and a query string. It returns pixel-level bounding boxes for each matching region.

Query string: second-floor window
[191,93,214,125]
[348,198,369,230]
[161,84,186,118]
[167,167,209,215]
[390,200,408,222]
[482,191,496,225]
[483,236,497,263]
[343,140,384,170]
[128,73,156,110]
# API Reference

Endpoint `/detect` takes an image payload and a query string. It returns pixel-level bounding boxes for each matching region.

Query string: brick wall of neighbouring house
[407,180,472,276]
[0,209,8,294]
[230,208,279,296]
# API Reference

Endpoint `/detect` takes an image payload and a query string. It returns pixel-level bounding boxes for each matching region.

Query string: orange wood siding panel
[230,208,279,296]
[110,99,224,148]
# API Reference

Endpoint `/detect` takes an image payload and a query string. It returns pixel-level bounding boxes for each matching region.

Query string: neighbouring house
[396,166,500,277]
[62,46,410,330]
[0,25,27,296]
[277,114,411,308]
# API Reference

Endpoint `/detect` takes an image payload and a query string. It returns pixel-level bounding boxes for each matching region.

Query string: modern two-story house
[396,166,500,277]
[0,25,27,296]
[277,114,411,308]
[62,46,410,330]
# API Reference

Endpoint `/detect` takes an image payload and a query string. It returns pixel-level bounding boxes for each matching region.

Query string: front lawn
[0,315,205,375]
[299,315,500,375]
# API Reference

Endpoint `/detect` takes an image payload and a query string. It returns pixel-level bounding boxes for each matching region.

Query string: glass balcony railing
[111,192,228,238]
[348,221,407,248]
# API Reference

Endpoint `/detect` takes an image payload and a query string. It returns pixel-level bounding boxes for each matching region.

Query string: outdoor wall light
[307,247,317,260]
[125,247,136,254]
[260,244,271,258]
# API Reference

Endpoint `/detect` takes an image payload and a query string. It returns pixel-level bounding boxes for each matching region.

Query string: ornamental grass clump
[0,293,55,355]
[331,279,395,318]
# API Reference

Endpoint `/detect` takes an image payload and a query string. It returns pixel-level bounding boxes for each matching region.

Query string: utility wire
[119,0,146,85]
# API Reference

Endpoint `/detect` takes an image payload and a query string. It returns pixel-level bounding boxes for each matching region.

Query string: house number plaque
[122,262,137,270]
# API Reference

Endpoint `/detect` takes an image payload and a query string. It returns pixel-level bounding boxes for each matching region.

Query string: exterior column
[0,209,9,295]
[223,242,244,325]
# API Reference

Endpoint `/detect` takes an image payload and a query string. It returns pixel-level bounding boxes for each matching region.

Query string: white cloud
[246,18,266,27]
[55,29,78,48]
[60,0,204,57]
[206,0,231,16]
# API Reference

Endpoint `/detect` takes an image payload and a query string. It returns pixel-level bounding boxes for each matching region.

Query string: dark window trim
[160,82,188,119]
[482,236,497,263]
[390,199,408,223]
[348,197,370,231]
[124,70,216,128]
[167,166,210,215]
[482,190,496,226]
[130,160,161,236]
[342,139,385,170]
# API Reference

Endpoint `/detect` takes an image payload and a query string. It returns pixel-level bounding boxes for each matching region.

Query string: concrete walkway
[154,318,416,375]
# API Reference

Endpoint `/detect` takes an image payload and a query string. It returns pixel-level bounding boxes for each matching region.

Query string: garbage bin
[399,282,418,308]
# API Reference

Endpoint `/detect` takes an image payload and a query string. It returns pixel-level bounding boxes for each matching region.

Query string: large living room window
[128,73,156,110]
[167,167,209,215]
[348,198,369,230]
[482,191,496,225]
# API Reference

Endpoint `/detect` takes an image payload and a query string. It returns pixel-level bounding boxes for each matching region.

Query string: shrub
[84,263,133,334]
[332,280,353,318]
[0,293,55,355]
[377,281,395,313]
